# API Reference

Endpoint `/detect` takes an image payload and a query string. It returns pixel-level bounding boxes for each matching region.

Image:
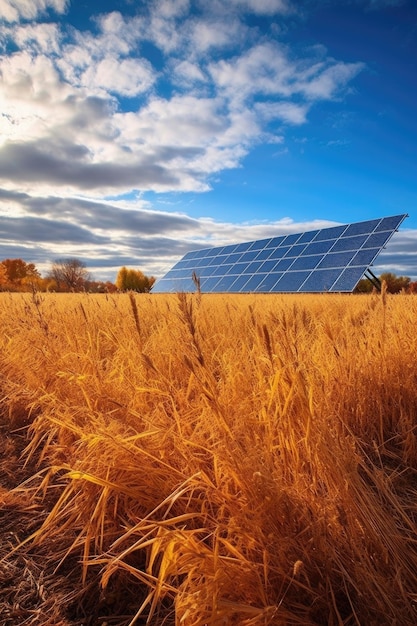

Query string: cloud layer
[0,0,364,194]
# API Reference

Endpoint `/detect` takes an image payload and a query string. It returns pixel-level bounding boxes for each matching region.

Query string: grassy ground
[1,290,417,625]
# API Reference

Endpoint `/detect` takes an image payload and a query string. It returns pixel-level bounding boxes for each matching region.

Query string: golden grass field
[1,290,417,625]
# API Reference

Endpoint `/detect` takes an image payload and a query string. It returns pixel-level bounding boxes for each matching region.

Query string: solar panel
[153,214,408,293]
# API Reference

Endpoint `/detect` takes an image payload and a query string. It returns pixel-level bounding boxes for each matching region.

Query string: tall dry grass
[1,290,417,625]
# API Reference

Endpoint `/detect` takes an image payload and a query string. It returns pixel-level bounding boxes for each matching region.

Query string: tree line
[354,272,417,294]
[0,257,416,294]
[0,258,155,293]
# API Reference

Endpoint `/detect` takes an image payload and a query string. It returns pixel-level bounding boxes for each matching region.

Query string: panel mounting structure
[153,214,408,294]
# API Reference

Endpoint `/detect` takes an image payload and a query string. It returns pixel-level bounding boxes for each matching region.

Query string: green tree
[116,267,155,292]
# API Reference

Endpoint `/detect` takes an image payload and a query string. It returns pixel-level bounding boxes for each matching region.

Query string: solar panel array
[153,214,407,293]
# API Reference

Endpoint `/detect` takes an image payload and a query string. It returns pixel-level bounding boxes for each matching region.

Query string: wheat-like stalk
[0,292,417,625]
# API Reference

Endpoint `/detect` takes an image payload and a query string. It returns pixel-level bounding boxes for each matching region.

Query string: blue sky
[0,0,415,282]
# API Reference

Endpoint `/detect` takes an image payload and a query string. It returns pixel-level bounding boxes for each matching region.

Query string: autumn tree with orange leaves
[116,266,155,292]
[0,263,7,287]
[0,258,42,291]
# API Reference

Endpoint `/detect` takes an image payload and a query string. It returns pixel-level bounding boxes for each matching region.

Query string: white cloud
[11,22,62,54]
[147,9,185,53]
[187,18,246,55]
[171,59,207,86]
[0,51,74,144]
[80,56,156,97]
[210,42,363,105]
[228,0,294,14]
[0,7,365,199]
[153,0,190,20]
[0,0,68,23]
[256,101,309,125]
[115,95,228,149]
[90,11,144,56]
[298,61,364,100]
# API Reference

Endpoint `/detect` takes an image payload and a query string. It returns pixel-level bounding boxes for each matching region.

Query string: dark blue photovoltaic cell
[207,255,223,265]
[301,269,342,292]
[163,269,176,278]
[234,242,252,253]
[172,278,195,291]
[200,266,215,277]
[304,240,335,255]
[330,235,367,252]
[173,260,187,269]
[259,259,280,273]
[344,219,380,237]
[274,271,311,291]
[349,248,379,266]
[331,267,365,292]
[275,258,294,271]
[268,247,286,260]
[215,275,239,291]
[249,238,271,251]
[246,261,263,273]
[226,262,250,275]
[255,248,274,261]
[240,250,260,262]
[288,243,308,257]
[375,215,404,232]
[225,252,244,264]
[154,279,170,290]
[265,236,286,248]
[363,232,391,248]
[317,251,356,269]
[255,274,281,291]
[298,229,319,243]
[244,274,267,291]
[212,264,232,275]
[152,214,407,293]
[314,225,347,241]
[200,276,221,292]
[229,274,251,291]
[281,233,301,246]
[206,247,222,256]
[290,254,323,270]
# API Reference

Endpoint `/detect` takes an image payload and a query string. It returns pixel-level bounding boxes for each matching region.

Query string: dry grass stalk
[0,292,417,625]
